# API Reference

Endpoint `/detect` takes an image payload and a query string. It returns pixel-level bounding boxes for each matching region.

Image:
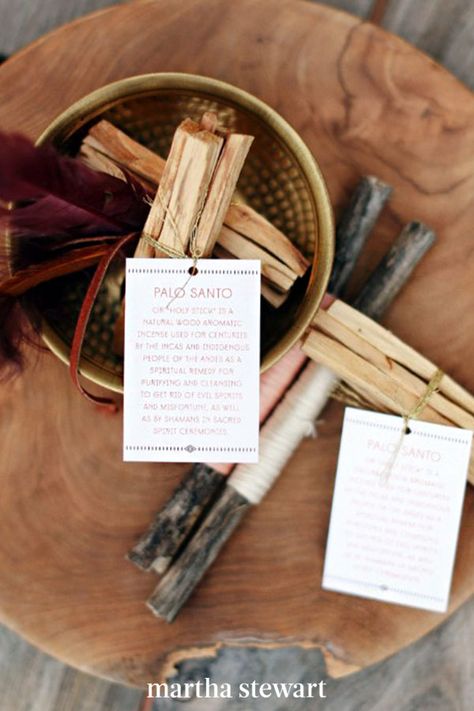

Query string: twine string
[376,368,444,483]
[142,190,205,308]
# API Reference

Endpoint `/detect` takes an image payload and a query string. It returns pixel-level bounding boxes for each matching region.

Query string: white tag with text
[123,259,260,463]
[323,408,472,612]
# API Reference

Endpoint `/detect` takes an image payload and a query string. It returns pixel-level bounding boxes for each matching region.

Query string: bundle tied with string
[112,113,254,346]
[134,113,253,263]
[82,118,311,312]
[302,299,474,484]
[142,188,202,265]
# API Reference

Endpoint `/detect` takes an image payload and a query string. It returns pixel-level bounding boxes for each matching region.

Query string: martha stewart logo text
[147,677,327,700]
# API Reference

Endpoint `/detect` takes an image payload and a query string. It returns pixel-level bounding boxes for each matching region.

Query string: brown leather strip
[69,233,136,411]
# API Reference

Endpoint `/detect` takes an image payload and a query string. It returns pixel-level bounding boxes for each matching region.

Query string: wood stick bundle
[80,120,310,299]
[147,221,437,621]
[128,176,392,574]
[303,299,474,483]
[135,116,228,258]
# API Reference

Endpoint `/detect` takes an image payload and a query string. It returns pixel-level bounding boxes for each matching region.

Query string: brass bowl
[33,73,334,392]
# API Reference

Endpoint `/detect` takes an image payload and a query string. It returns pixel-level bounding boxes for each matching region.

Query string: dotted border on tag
[124,445,257,453]
[324,574,445,603]
[127,267,260,275]
[345,417,470,445]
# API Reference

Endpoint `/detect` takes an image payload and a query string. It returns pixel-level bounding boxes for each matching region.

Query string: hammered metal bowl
[33,73,333,392]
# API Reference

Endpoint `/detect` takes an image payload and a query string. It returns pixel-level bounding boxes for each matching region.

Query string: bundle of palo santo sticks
[304,302,474,483]
[0,112,311,380]
[82,116,310,314]
[125,174,474,622]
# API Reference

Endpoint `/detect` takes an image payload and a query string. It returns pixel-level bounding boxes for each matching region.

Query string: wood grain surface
[0,0,474,688]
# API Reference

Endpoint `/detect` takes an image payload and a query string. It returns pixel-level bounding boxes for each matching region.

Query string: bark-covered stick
[128,176,390,573]
[127,463,226,573]
[352,221,433,320]
[148,221,436,622]
[329,176,392,297]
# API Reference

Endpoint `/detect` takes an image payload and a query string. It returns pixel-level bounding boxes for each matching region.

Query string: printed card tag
[123,258,260,463]
[322,408,472,612]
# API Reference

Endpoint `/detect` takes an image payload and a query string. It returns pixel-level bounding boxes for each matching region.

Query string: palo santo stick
[113,120,205,351]
[148,222,436,621]
[130,113,250,260]
[157,129,224,255]
[81,142,157,194]
[303,327,474,486]
[129,177,391,574]
[212,243,288,307]
[334,379,393,414]
[260,280,287,308]
[135,118,202,257]
[302,330,449,426]
[83,120,165,186]
[113,120,226,352]
[136,119,222,257]
[193,134,253,256]
[80,143,128,181]
[218,226,296,292]
[225,203,310,277]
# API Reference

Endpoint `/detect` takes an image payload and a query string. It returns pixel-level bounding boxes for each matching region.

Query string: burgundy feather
[0,131,150,378]
[2,195,124,238]
[0,132,149,233]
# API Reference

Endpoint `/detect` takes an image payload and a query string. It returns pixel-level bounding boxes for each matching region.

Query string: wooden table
[0,0,473,704]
